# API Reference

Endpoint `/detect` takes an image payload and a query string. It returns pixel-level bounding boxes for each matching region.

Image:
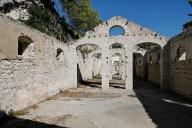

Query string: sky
[91,0,192,37]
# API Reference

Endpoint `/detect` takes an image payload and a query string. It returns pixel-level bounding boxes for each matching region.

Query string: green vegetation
[183,0,192,30]
[94,53,101,59]
[93,74,101,79]
[8,109,29,117]
[22,4,63,40]
[21,0,101,40]
[61,0,102,35]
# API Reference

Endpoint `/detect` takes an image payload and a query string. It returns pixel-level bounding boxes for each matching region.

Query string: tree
[61,0,102,35]
[183,0,192,30]
[189,0,192,16]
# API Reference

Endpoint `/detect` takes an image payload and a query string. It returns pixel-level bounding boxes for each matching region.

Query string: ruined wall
[170,30,192,98]
[171,61,192,98]
[146,49,161,85]
[92,56,102,78]
[76,45,99,81]
[0,15,75,111]
[134,55,143,78]
[148,64,160,85]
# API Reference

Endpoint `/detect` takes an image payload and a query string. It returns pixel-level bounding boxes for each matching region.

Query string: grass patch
[8,109,29,117]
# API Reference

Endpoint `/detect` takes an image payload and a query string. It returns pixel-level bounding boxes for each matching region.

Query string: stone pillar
[160,50,164,89]
[160,43,171,90]
[121,57,126,80]
[125,49,133,90]
[109,54,113,80]
[68,46,77,88]
[101,51,110,89]
[86,55,93,80]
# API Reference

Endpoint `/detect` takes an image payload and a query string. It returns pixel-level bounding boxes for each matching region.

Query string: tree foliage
[23,4,66,40]
[183,0,192,30]
[61,0,102,35]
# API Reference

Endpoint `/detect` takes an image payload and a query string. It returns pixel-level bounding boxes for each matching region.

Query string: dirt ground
[1,78,192,128]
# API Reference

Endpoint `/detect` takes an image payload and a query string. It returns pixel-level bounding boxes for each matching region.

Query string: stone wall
[135,65,143,78]
[170,31,192,98]
[148,64,160,85]
[146,49,161,85]
[171,61,192,98]
[0,15,76,111]
[134,55,143,78]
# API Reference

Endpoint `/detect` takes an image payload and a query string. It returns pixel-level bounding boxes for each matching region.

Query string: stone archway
[71,16,168,90]
[132,42,165,89]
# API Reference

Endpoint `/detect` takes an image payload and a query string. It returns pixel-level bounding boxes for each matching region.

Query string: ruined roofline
[85,16,169,41]
[0,13,70,44]
[0,12,78,43]
[169,27,192,43]
[108,16,167,38]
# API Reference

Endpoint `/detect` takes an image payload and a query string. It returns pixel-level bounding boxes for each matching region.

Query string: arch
[74,39,104,51]
[176,46,186,62]
[76,44,101,59]
[135,42,162,51]
[93,53,102,59]
[56,48,63,57]
[18,35,33,58]
[133,42,162,87]
[133,45,147,56]
[110,52,125,82]
[109,25,125,36]
[71,16,168,90]
[76,44,101,82]
[56,48,64,61]
[109,43,125,49]
[131,36,167,49]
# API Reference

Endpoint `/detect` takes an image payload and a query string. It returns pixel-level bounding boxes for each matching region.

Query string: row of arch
[75,41,164,89]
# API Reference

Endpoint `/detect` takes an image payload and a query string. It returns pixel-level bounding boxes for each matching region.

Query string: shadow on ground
[0,111,67,128]
[134,77,192,128]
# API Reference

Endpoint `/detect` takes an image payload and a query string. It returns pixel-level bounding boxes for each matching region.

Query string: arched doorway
[76,44,102,88]
[109,43,126,89]
[133,42,162,89]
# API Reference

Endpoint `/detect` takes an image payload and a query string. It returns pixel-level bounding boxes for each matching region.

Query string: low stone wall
[171,61,192,98]
[0,58,69,111]
[148,64,160,85]
[0,15,76,112]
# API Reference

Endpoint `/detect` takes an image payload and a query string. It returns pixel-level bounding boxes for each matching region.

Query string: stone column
[160,43,171,90]
[160,48,169,90]
[125,49,133,90]
[86,55,93,80]
[109,53,113,80]
[101,50,110,89]
[68,46,78,88]
[121,56,126,80]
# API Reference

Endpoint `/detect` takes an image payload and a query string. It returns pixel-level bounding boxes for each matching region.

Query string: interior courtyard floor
[1,78,192,128]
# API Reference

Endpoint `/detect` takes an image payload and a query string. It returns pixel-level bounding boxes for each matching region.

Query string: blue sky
[91,0,192,37]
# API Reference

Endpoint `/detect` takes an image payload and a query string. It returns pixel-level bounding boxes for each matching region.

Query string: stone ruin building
[0,12,192,112]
